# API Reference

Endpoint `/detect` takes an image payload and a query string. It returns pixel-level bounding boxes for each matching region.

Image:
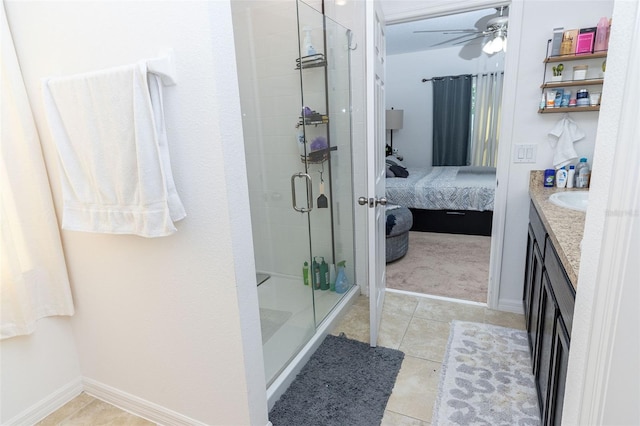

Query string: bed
[385,165,496,236]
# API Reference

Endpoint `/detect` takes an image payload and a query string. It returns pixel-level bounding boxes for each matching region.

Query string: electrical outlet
[513,144,537,163]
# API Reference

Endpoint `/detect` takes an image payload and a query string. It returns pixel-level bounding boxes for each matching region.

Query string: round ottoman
[386,205,413,263]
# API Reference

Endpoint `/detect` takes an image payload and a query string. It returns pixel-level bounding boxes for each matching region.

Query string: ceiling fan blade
[413,28,478,33]
[430,33,480,47]
[453,34,486,46]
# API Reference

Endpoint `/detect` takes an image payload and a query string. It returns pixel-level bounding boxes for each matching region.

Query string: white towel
[547,115,585,169]
[42,62,185,237]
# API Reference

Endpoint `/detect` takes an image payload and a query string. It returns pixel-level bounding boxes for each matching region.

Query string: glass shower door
[297,1,355,326]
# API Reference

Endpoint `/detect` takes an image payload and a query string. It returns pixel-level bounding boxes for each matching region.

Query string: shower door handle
[291,172,313,213]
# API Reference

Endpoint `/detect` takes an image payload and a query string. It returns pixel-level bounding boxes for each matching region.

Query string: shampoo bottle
[319,258,329,290]
[303,261,309,286]
[556,167,568,188]
[312,257,320,289]
[329,263,336,291]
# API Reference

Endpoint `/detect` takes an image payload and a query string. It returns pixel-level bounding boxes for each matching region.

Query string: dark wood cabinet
[523,201,575,426]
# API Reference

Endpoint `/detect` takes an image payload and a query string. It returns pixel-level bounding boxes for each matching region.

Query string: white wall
[3,1,267,425]
[0,319,81,423]
[387,45,504,168]
[498,0,613,309]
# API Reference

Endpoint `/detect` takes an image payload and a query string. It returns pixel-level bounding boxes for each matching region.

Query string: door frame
[381,0,523,310]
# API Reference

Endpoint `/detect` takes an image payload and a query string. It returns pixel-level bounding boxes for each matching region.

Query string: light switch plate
[513,144,537,163]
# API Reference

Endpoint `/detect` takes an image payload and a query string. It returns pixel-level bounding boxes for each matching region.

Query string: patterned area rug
[432,321,540,425]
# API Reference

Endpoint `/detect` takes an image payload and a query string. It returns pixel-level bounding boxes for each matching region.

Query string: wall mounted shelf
[544,51,607,63]
[538,106,600,114]
[541,78,604,89]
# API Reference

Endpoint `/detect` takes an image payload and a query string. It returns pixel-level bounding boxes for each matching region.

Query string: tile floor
[330,291,526,425]
[38,290,525,425]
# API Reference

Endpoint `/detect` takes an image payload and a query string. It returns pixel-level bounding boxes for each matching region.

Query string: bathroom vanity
[524,171,585,425]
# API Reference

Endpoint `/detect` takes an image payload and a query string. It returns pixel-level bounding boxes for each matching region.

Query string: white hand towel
[548,115,585,169]
[42,62,185,237]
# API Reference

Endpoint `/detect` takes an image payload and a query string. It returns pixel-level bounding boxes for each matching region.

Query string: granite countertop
[529,171,586,289]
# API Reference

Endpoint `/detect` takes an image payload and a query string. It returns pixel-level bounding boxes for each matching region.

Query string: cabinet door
[527,240,544,368]
[523,225,535,325]
[536,273,557,421]
[546,318,570,426]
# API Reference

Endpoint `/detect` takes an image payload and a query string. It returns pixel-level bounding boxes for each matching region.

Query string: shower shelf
[301,146,337,164]
[298,114,329,126]
[295,53,327,70]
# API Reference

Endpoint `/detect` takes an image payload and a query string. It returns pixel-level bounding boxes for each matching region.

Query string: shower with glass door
[231,0,357,388]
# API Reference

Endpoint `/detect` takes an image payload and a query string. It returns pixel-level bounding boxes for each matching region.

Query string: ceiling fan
[413,6,509,53]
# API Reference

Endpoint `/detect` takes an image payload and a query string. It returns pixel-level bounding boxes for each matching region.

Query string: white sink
[549,191,589,212]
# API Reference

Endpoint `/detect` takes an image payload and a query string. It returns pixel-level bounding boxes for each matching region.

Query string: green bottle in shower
[312,257,320,290]
[303,261,309,286]
[319,258,329,290]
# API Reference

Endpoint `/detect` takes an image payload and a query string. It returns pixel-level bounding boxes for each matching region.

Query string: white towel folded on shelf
[547,115,585,169]
[42,62,185,237]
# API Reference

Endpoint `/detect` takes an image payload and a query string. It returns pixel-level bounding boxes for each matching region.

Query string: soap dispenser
[303,26,316,56]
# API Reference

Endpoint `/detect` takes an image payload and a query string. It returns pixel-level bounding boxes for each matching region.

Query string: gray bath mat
[432,321,540,425]
[269,334,404,425]
[260,308,292,343]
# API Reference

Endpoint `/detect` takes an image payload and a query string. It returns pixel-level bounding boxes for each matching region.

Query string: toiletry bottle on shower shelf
[303,27,316,56]
[303,261,309,286]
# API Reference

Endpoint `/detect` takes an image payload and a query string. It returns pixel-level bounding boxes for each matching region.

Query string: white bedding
[385,166,496,211]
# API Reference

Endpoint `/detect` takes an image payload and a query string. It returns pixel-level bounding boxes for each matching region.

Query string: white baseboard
[4,377,83,426]
[82,377,207,426]
[497,298,524,314]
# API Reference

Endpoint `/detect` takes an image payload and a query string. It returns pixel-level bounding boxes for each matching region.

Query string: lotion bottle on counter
[556,167,568,188]
[567,165,576,188]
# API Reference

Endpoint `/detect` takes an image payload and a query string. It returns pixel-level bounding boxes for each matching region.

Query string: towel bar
[147,50,177,86]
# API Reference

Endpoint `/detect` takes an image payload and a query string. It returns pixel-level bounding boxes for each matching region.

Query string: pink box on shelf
[576,27,596,54]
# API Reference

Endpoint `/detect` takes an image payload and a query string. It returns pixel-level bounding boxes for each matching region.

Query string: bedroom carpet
[386,231,490,303]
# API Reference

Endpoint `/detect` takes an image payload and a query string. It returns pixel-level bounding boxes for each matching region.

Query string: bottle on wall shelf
[575,158,591,188]
[303,26,316,56]
[594,16,610,52]
[567,165,576,188]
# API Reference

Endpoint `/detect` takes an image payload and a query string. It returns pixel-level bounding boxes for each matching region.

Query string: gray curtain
[432,74,472,166]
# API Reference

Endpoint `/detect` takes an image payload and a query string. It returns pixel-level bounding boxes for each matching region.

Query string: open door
[364,0,386,347]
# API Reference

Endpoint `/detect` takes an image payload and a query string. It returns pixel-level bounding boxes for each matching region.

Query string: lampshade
[386,109,404,130]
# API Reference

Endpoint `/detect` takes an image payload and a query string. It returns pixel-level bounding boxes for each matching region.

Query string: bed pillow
[389,164,409,178]
[386,165,395,177]
[385,155,407,169]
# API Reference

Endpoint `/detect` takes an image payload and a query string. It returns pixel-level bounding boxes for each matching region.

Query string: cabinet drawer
[544,238,576,335]
[529,203,547,256]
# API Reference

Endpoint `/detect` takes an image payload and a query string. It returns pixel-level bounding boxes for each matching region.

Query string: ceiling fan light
[483,36,496,54]
[492,36,504,52]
